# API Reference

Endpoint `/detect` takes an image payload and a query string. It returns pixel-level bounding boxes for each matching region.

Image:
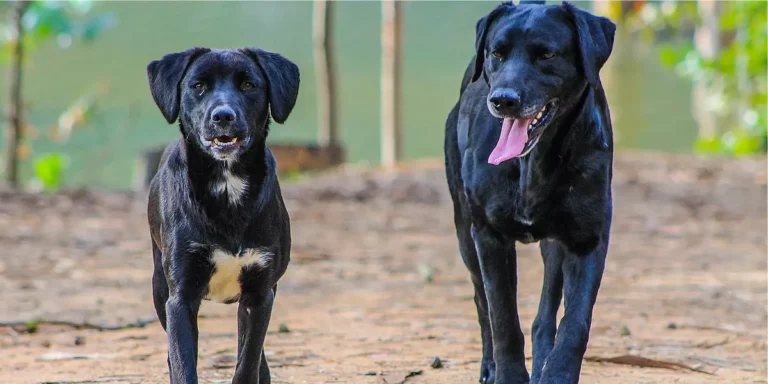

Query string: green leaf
[731,132,763,156]
[658,45,681,67]
[33,153,67,191]
[720,8,741,30]
[79,12,116,42]
[693,136,724,154]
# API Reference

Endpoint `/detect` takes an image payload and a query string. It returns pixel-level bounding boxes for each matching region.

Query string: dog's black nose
[211,106,236,125]
[489,90,521,115]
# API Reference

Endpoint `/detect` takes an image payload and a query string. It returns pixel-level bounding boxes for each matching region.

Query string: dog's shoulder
[150,138,196,220]
[159,138,188,174]
[152,138,191,194]
[458,56,476,96]
[253,147,280,214]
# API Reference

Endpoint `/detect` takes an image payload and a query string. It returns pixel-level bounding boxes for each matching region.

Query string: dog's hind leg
[151,242,174,379]
[233,289,275,384]
[471,225,530,384]
[152,242,169,330]
[256,285,278,383]
[530,240,565,384]
[258,350,271,384]
[538,242,607,384]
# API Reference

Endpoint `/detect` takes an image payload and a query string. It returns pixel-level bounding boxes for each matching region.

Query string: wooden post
[314,0,338,147]
[380,0,403,168]
[3,0,30,188]
[692,0,721,139]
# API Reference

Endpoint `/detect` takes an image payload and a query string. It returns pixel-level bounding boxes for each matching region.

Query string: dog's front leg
[166,294,203,384]
[471,224,529,384]
[164,246,208,384]
[538,241,607,384]
[530,240,565,384]
[233,289,275,384]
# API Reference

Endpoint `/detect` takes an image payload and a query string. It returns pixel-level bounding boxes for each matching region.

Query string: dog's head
[147,48,299,161]
[472,1,615,164]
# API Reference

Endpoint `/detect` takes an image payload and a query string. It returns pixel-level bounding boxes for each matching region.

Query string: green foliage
[623,1,767,155]
[24,320,39,333]
[1,0,116,59]
[1,0,115,190]
[33,152,67,191]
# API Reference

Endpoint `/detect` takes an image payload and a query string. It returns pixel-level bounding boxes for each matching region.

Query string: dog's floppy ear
[472,3,514,83]
[242,48,300,124]
[563,2,616,87]
[146,47,210,124]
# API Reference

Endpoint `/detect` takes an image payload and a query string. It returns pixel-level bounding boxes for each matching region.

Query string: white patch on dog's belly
[205,248,270,303]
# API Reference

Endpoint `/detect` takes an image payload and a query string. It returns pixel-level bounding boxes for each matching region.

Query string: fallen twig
[585,355,714,375]
[694,337,731,349]
[41,374,142,384]
[37,351,116,362]
[0,317,157,332]
[381,369,423,384]
[675,324,762,339]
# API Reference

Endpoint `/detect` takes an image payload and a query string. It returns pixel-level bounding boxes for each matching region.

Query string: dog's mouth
[201,135,247,158]
[488,99,559,165]
[211,135,240,149]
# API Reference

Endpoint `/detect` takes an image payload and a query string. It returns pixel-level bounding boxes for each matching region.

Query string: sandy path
[0,153,765,383]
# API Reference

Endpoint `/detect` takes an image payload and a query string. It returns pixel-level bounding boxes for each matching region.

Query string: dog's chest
[482,189,543,242]
[210,170,248,205]
[205,247,270,304]
[463,161,557,241]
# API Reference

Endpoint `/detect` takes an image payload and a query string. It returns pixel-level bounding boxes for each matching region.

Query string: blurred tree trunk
[3,0,30,188]
[314,0,338,147]
[380,0,402,168]
[692,0,721,139]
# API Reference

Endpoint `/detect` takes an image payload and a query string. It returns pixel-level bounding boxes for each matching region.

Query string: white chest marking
[211,170,248,205]
[206,248,270,303]
[517,216,533,226]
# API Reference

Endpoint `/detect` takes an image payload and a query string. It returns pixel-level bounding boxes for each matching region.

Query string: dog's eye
[241,82,255,91]
[491,50,503,59]
[194,82,206,91]
[540,52,555,60]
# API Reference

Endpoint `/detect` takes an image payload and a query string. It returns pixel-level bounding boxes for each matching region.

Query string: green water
[0,1,697,189]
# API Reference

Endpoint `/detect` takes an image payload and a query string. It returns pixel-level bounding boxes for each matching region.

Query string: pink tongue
[488,118,531,165]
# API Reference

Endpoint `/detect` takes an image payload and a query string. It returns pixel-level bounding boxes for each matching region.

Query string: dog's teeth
[213,138,220,144]
[232,137,238,144]
[537,112,543,119]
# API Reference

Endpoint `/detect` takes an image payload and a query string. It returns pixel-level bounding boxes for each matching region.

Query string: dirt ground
[0,152,766,384]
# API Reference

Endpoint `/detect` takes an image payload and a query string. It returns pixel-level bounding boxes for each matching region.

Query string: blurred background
[0,2,766,383]
[0,0,764,190]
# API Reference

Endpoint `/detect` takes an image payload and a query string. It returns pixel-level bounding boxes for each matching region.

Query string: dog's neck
[182,134,270,211]
[526,82,606,168]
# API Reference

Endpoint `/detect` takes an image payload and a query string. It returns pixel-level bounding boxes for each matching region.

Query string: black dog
[444,2,615,383]
[146,47,299,384]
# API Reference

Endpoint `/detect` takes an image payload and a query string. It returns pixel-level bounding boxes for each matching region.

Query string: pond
[0,1,697,189]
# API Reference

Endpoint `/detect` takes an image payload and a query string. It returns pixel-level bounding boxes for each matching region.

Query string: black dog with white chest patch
[146,47,299,384]
[445,2,615,384]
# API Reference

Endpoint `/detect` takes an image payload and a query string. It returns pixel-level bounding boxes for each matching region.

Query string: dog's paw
[480,358,496,383]
[493,365,531,384]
